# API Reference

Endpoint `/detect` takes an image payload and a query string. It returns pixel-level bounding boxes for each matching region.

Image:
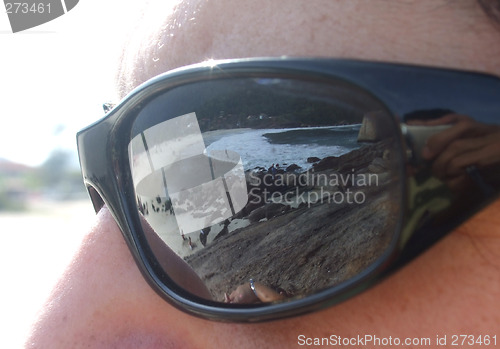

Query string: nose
[25,206,209,348]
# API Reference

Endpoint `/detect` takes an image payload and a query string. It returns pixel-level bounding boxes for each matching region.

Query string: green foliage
[0,149,86,211]
[36,149,86,199]
[38,149,71,187]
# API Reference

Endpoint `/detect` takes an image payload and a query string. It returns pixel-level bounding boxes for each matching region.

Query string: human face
[28,1,500,348]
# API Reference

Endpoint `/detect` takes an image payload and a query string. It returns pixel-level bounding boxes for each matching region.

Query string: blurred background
[0,1,163,346]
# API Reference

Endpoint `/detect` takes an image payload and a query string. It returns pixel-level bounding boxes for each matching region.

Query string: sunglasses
[77,58,500,322]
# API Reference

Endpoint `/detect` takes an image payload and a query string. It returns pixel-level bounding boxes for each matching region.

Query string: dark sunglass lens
[128,77,403,303]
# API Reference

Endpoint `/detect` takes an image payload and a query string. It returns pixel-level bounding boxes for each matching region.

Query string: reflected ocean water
[205,125,362,170]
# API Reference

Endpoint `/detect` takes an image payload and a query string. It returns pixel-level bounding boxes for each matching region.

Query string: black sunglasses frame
[77,58,500,322]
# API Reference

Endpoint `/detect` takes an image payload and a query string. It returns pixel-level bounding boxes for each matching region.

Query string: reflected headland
[130,78,408,303]
[137,107,500,303]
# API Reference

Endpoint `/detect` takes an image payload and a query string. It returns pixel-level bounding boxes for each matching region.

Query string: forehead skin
[117,0,500,96]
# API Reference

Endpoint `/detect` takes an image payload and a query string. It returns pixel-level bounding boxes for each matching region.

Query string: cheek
[26,208,198,348]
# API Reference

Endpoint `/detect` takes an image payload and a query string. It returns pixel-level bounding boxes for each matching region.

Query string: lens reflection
[129,78,402,303]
